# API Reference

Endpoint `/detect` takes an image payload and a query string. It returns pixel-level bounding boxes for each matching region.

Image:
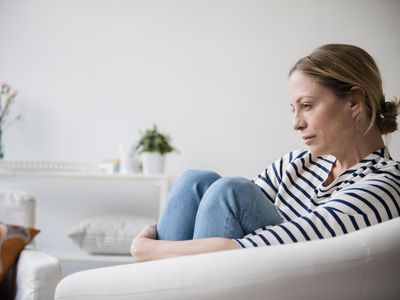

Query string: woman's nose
[293,113,306,131]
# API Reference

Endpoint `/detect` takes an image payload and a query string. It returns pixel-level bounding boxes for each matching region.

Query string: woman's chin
[308,146,327,157]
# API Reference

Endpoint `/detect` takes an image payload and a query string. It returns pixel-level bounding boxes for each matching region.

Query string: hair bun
[377,99,400,134]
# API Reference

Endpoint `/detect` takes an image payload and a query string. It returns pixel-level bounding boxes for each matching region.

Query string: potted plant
[136,124,177,174]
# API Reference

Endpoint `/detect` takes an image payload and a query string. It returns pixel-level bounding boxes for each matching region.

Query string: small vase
[141,152,166,175]
[0,130,4,159]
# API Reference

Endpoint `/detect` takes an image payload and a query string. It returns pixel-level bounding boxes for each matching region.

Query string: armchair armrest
[55,217,400,300]
[16,249,61,300]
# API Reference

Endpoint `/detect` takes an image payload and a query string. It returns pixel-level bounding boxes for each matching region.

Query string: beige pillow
[0,222,39,282]
[68,215,155,255]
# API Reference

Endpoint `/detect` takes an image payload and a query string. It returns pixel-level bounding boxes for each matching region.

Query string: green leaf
[136,124,178,155]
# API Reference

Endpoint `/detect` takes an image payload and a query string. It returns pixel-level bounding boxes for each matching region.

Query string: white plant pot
[141,152,166,175]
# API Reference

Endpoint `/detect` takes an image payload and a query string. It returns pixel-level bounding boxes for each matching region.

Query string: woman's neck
[326,127,385,185]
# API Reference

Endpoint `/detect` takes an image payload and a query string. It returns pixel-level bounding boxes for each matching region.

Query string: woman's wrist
[131,237,156,262]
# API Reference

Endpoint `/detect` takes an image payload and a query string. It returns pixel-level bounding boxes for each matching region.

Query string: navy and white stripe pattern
[234,148,400,248]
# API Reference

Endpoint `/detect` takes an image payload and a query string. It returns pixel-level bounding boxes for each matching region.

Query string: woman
[131,44,400,261]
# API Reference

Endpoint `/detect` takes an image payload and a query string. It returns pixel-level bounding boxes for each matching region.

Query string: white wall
[1,0,399,180]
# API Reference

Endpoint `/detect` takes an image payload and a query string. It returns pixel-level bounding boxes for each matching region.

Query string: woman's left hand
[136,224,157,240]
[130,224,157,261]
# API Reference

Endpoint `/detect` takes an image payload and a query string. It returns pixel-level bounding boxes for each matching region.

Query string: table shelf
[0,169,170,215]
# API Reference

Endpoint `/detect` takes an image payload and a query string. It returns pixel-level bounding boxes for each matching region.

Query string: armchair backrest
[0,190,36,227]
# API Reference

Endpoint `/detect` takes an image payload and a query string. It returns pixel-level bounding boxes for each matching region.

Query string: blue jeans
[157,170,283,240]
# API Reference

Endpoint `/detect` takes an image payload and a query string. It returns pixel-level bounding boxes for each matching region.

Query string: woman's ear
[349,86,366,119]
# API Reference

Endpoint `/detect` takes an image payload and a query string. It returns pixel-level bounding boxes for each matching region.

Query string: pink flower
[1,83,11,94]
[0,82,20,128]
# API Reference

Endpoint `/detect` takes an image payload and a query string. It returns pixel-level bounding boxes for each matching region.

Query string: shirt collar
[315,147,393,189]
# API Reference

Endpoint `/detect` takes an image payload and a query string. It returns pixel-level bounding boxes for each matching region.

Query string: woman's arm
[130,224,240,262]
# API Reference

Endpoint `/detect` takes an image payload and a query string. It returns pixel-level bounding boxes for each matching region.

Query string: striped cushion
[68,215,155,255]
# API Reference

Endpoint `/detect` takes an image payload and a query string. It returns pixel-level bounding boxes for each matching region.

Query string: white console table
[0,170,170,215]
[0,166,170,276]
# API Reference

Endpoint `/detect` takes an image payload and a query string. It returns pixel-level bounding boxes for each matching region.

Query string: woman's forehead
[289,71,324,102]
[289,71,318,88]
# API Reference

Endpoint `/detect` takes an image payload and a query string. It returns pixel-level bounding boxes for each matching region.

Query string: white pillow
[68,215,155,255]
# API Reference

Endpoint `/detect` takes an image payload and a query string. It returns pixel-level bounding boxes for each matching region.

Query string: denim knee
[180,169,221,185]
[200,177,254,208]
[210,177,253,193]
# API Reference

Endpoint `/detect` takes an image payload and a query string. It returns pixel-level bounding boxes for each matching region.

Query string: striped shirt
[234,147,400,248]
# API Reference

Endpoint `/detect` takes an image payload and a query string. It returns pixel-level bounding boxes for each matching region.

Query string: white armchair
[0,190,61,300]
[55,217,400,300]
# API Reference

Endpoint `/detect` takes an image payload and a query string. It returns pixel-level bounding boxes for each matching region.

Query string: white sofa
[0,190,61,300]
[55,217,400,300]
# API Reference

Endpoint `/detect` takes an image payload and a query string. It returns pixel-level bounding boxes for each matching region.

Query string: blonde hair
[289,44,399,135]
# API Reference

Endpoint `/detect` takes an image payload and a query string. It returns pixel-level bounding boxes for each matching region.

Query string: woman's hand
[136,224,157,240]
[130,224,157,261]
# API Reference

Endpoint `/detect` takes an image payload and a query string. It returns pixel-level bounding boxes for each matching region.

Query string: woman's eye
[290,102,312,113]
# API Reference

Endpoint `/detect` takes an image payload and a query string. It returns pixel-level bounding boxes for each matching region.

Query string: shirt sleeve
[252,150,303,204]
[235,173,400,248]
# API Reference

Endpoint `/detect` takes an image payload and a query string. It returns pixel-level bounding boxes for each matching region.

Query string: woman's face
[289,71,357,157]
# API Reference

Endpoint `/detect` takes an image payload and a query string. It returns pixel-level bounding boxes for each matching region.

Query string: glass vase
[0,129,3,159]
